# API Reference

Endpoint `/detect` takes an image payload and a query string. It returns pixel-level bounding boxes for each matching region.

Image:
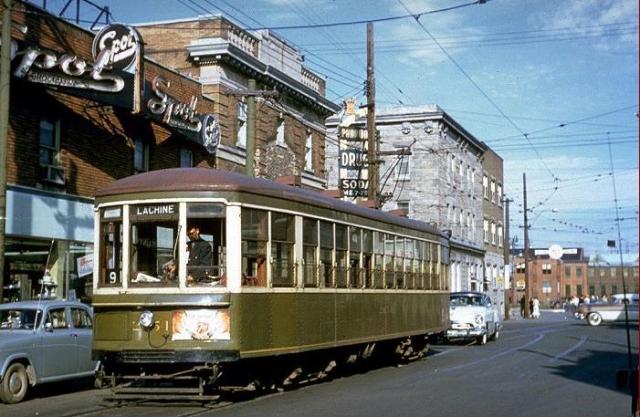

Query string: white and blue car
[446,292,501,345]
[0,300,98,403]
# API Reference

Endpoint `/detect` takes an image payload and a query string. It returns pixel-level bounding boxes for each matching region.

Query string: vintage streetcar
[91,168,450,400]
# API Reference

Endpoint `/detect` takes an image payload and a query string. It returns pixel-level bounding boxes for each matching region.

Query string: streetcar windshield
[130,203,180,287]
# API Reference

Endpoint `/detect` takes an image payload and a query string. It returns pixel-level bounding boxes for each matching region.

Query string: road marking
[548,336,588,364]
[442,334,545,372]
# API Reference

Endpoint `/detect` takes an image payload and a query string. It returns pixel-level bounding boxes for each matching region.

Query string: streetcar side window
[384,234,395,289]
[432,243,440,290]
[373,232,384,289]
[320,221,334,288]
[335,224,348,288]
[405,239,415,290]
[187,203,226,287]
[302,218,318,287]
[129,204,180,287]
[395,237,404,289]
[349,227,362,288]
[271,211,295,287]
[242,208,268,287]
[362,229,373,288]
[99,207,122,287]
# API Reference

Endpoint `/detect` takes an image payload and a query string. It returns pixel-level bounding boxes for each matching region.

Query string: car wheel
[477,332,488,345]
[0,363,29,404]
[587,312,603,327]
[490,326,500,341]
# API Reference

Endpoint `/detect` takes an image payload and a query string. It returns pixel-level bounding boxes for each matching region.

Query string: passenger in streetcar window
[187,225,214,283]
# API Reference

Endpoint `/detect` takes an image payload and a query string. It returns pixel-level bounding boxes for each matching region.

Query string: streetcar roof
[95,168,445,237]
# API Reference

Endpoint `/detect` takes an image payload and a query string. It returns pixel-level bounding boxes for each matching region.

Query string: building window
[576,267,582,277]
[397,200,410,214]
[483,175,489,199]
[236,101,247,148]
[542,263,552,274]
[276,117,285,146]
[397,155,410,180]
[466,213,471,239]
[179,148,193,168]
[565,266,571,277]
[490,180,496,203]
[490,221,496,244]
[497,183,503,206]
[459,209,464,226]
[134,138,149,173]
[304,132,313,171]
[451,155,456,173]
[516,263,525,274]
[458,160,463,177]
[483,219,489,243]
[39,118,60,166]
[471,169,476,188]
[471,215,476,240]
[498,225,503,247]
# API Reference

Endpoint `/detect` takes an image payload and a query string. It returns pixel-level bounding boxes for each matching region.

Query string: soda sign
[341,179,368,197]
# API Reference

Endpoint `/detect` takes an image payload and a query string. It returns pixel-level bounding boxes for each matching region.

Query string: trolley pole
[522,173,530,319]
[0,0,13,302]
[366,22,378,206]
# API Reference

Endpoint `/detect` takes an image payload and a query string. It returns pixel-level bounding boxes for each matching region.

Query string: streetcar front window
[129,204,179,287]
[99,207,123,287]
[187,203,226,287]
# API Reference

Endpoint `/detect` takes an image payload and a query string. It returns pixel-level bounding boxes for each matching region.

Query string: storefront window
[4,238,93,303]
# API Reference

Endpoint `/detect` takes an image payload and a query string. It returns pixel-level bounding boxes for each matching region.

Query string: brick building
[136,15,339,188]
[587,253,639,298]
[511,247,588,307]
[0,3,337,302]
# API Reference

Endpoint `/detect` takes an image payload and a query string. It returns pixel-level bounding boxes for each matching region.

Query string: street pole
[503,197,512,320]
[366,22,377,206]
[523,173,530,318]
[0,0,13,302]
[245,78,256,177]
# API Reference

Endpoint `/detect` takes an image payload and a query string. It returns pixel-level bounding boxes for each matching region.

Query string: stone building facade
[326,105,506,311]
[136,16,339,188]
[481,148,506,306]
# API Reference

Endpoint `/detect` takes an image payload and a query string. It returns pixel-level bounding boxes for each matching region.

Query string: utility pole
[366,22,377,206]
[523,173,530,318]
[503,196,512,320]
[245,78,256,177]
[0,0,13,302]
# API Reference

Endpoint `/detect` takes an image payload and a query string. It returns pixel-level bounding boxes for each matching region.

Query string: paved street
[0,311,636,417]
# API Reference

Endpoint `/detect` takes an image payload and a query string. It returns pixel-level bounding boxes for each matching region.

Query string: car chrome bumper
[446,326,485,339]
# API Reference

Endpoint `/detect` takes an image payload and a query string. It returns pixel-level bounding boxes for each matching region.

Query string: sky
[57,0,638,258]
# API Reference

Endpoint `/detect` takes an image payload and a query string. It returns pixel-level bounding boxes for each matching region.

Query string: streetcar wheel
[0,363,29,404]
[587,313,603,327]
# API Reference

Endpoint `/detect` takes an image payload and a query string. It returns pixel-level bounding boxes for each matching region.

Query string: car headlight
[474,313,484,325]
[138,310,155,330]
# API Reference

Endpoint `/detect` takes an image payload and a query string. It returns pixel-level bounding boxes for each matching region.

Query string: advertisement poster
[171,309,230,341]
[76,253,94,278]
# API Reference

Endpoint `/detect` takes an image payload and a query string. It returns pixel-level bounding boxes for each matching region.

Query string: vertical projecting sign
[338,126,369,197]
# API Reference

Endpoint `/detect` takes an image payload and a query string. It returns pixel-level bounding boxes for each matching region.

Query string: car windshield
[0,308,43,330]
[450,296,483,306]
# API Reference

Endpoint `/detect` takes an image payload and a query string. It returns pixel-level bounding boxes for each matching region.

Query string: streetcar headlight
[139,310,155,329]
[474,313,484,325]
